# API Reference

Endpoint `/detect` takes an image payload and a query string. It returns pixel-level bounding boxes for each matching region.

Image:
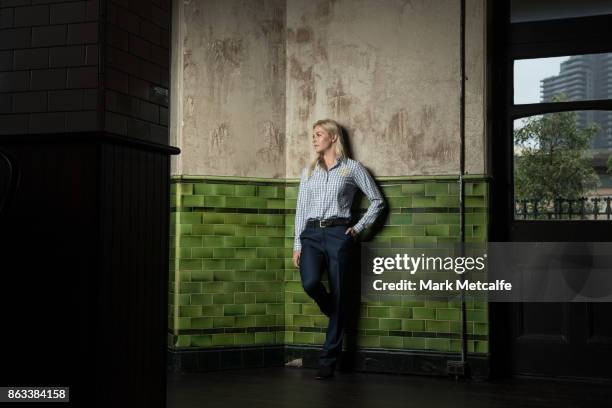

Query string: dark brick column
[0,0,177,406]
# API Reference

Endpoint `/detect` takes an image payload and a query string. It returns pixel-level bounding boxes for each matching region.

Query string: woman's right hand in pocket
[292,250,301,268]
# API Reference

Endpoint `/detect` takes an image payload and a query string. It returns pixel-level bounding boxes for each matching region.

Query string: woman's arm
[351,161,386,234]
[293,168,308,251]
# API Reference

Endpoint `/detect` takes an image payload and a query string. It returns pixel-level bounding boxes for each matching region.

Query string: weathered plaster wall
[171,0,286,177]
[170,0,486,177]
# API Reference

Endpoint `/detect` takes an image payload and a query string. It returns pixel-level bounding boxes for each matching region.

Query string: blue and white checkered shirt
[293,156,385,251]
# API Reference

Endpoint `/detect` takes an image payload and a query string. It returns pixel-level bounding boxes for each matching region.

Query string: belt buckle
[319,219,327,228]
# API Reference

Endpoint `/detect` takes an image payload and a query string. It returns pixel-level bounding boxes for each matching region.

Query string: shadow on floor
[167,367,611,408]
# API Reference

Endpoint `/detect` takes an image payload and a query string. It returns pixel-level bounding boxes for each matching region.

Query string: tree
[513,97,600,205]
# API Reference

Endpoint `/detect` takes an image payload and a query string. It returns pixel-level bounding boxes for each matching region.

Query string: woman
[292,118,386,379]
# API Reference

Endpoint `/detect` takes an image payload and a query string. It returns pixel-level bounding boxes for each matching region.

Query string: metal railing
[514,196,612,220]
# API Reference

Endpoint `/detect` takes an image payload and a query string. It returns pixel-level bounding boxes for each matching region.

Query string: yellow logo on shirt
[339,167,349,177]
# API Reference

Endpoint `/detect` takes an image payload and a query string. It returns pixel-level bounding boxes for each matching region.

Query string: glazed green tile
[204,196,226,207]
[312,316,327,328]
[387,196,412,208]
[412,213,437,225]
[474,323,488,336]
[435,195,459,207]
[425,183,449,196]
[202,213,225,224]
[235,292,256,304]
[467,309,487,323]
[285,186,298,199]
[202,259,224,269]
[256,186,276,198]
[465,212,486,225]
[403,336,426,349]
[213,293,234,304]
[449,321,462,333]
[378,226,402,237]
[368,306,390,318]
[179,305,201,318]
[411,196,438,207]
[180,282,201,293]
[213,316,235,327]
[255,292,276,304]
[358,318,379,330]
[436,308,461,321]
[177,294,191,306]
[225,196,246,207]
[177,183,194,195]
[191,224,212,235]
[425,225,449,236]
[235,315,256,327]
[466,196,486,207]
[293,315,313,326]
[235,185,256,196]
[176,317,191,330]
[178,259,202,271]
[293,332,314,344]
[182,195,205,207]
[388,214,413,225]
[234,333,255,344]
[193,184,214,195]
[425,298,448,308]
[401,319,425,331]
[174,335,191,347]
[190,335,212,347]
[426,337,451,351]
[211,334,234,346]
[426,320,450,332]
[202,281,224,293]
[357,335,380,348]
[472,183,487,196]
[234,247,257,259]
[436,213,460,224]
[180,236,202,248]
[191,317,213,329]
[380,336,403,349]
[401,225,425,236]
[223,259,244,270]
[212,247,234,259]
[212,224,234,236]
[401,184,425,194]
[302,304,320,315]
[224,304,245,316]
[253,332,274,344]
[389,307,411,318]
[266,214,284,226]
[413,307,435,319]
[202,236,224,247]
[267,303,284,314]
[382,182,405,195]
[245,304,266,315]
[256,315,276,326]
[266,260,284,270]
[379,318,401,330]
[202,304,223,316]
[191,294,212,305]
[190,247,212,259]
[245,258,266,270]
[474,340,488,353]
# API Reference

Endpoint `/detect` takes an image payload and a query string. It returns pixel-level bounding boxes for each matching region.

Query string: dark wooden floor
[167,367,612,408]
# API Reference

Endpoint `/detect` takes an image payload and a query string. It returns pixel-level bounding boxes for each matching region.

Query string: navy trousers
[298,223,355,367]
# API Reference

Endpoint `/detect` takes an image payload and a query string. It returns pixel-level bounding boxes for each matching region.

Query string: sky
[513,56,570,104]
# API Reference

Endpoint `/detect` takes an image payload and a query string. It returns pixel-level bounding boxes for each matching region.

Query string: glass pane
[513,111,612,220]
[511,0,612,23]
[514,53,612,104]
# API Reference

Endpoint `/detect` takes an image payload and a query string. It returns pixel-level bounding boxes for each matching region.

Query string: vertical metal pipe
[458,0,469,371]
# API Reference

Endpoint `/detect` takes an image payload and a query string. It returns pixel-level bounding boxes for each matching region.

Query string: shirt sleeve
[293,168,308,251]
[351,161,385,234]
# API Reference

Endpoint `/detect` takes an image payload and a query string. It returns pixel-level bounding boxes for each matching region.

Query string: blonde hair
[306,118,349,178]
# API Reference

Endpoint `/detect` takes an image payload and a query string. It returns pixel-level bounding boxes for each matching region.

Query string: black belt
[306,217,351,228]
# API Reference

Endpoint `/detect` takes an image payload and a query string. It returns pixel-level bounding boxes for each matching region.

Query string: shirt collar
[317,155,345,170]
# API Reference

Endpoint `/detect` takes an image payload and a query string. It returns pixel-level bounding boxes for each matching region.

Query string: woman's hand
[292,250,301,268]
[345,227,358,240]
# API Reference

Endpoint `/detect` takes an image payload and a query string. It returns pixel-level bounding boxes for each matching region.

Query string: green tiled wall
[168,175,489,355]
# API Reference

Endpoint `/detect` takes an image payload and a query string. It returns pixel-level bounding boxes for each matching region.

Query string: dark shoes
[315,364,335,380]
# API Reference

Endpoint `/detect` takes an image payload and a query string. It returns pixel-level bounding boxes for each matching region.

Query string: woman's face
[312,125,336,154]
